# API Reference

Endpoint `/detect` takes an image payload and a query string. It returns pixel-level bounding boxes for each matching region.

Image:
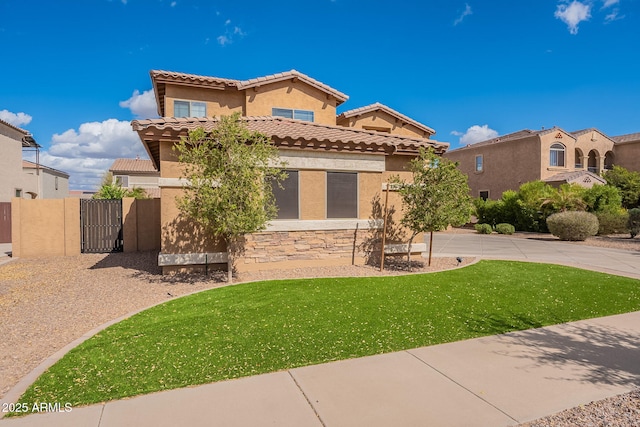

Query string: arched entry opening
[604,151,615,171]
[587,150,599,174]
[575,148,584,169]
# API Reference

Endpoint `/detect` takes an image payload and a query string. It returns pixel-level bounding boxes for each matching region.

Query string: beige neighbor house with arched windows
[444,127,617,200]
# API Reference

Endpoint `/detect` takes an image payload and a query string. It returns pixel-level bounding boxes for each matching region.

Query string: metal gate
[80,199,123,253]
[0,202,10,244]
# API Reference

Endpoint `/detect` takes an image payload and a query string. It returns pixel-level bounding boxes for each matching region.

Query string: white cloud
[454,3,472,26]
[170,1,176,6]
[225,19,231,25]
[0,109,33,127]
[119,89,158,118]
[555,1,591,34]
[217,35,230,46]
[39,119,149,190]
[602,0,619,7]
[454,125,499,145]
[604,8,624,22]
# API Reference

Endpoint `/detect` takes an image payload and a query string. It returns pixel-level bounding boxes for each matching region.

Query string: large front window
[174,100,207,117]
[550,143,565,167]
[327,172,358,218]
[272,108,314,122]
[272,171,299,219]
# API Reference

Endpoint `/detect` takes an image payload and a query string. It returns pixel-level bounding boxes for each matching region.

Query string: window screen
[174,101,189,117]
[327,172,358,218]
[272,108,294,119]
[272,171,299,219]
[293,110,314,122]
[191,102,206,117]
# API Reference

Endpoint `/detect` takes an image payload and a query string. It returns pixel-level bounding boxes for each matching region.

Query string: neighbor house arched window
[550,143,565,167]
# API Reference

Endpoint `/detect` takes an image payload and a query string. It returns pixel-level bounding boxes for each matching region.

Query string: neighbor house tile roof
[109,158,158,174]
[337,102,436,136]
[22,160,70,177]
[611,132,640,144]
[132,116,449,170]
[448,127,576,152]
[0,118,39,147]
[543,170,606,185]
[150,69,349,116]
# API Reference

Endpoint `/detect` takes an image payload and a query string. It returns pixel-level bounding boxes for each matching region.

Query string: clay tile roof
[337,102,436,135]
[237,70,349,104]
[109,158,158,173]
[570,128,616,144]
[543,170,606,185]
[132,116,449,169]
[0,118,39,147]
[611,132,640,144]
[150,70,239,88]
[449,127,575,152]
[22,160,70,177]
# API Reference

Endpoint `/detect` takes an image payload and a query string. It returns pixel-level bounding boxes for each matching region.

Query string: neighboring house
[132,69,448,273]
[610,132,640,172]
[22,160,70,199]
[0,119,39,202]
[109,157,160,198]
[444,127,617,200]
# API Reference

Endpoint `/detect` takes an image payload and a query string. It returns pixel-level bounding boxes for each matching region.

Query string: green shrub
[596,211,629,235]
[495,223,515,235]
[473,198,503,227]
[628,208,640,238]
[546,211,599,241]
[475,223,493,234]
[583,184,623,213]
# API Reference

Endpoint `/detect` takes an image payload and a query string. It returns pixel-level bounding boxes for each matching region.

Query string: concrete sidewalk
[1,231,639,426]
[2,311,639,427]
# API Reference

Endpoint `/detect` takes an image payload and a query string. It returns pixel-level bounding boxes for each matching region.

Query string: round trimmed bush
[629,208,640,238]
[596,211,629,235]
[546,211,599,241]
[474,223,493,234]
[495,223,515,235]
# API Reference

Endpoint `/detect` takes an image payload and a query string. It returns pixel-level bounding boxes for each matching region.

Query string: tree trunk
[406,234,416,272]
[226,238,233,283]
[428,230,434,267]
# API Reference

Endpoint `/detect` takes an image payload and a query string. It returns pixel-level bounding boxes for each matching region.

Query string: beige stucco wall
[614,140,640,172]
[337,111,431,139]
[11,198,80,257]
[164,85,244,117]
[573,130,616,173]
[539,130,574,181]
[123,198,161,252]
[0,126,27,202]
[244,80,338,125]
[445,136,543,199]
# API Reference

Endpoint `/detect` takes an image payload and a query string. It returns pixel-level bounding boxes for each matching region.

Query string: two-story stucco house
[109,157,161,198]
[444,127,619,200]
[132,69,448,274]
[22,160,70,199]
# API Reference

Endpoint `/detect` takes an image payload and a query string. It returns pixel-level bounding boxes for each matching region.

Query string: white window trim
[272,107,315,122]
[174,99,207,117]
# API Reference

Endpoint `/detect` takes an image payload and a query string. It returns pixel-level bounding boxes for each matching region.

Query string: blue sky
[1,0,639,190]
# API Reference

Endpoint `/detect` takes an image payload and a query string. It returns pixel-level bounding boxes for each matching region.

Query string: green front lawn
[17,260,640,408]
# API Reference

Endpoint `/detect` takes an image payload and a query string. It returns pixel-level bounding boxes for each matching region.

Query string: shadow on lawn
[493,320,640,388]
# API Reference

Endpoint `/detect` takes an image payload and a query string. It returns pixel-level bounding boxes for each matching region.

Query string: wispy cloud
[555,1,591,34]
[452,125,498,145]
[454,3,472,26]
[0,109,33,127]
[170,1,176,7]
[602,0,619,8]
[216,18,246,46]
[604,8,624,22]
[217,35,230,46]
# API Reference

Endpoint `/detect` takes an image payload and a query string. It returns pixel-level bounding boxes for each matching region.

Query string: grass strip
[16,260,640,408]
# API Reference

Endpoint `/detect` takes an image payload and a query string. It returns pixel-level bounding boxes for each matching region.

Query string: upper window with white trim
[550,143,566,167]
[272,108,314,122]
[174,100,207,118]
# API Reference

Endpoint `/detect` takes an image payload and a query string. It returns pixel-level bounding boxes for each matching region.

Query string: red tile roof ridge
[0,118,30,134]
[109,158,158,173]
[150,70,239,87]
[337,102,436,135]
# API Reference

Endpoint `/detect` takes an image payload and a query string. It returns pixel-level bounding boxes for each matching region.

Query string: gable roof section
[132,116,449,170]
[22,160,70,178]
[0,118,39,147]
[150,69,349,117]
[447,127,576,152]
[570,128,617,144]
[337,102,436,136]
[543,170,606,186]
[611,132,640,145]
[109,158,158,174]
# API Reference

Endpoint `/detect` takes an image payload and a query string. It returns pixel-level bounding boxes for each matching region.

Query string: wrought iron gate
[80,199,123,253]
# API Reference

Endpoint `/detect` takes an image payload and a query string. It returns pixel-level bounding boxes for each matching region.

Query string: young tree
[93,172,148,199]
[394,147,472,267]
[603,166,640,209]
[173,113,286,282]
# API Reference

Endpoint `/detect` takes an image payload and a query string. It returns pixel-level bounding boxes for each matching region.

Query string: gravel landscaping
[0,231,638,425]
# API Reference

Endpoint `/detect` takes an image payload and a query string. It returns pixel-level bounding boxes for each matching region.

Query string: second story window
[550,143,565,167]
[174,100,207,118]
[475,155,483,172]
[272,108,314,122]
[114,175,129,187]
